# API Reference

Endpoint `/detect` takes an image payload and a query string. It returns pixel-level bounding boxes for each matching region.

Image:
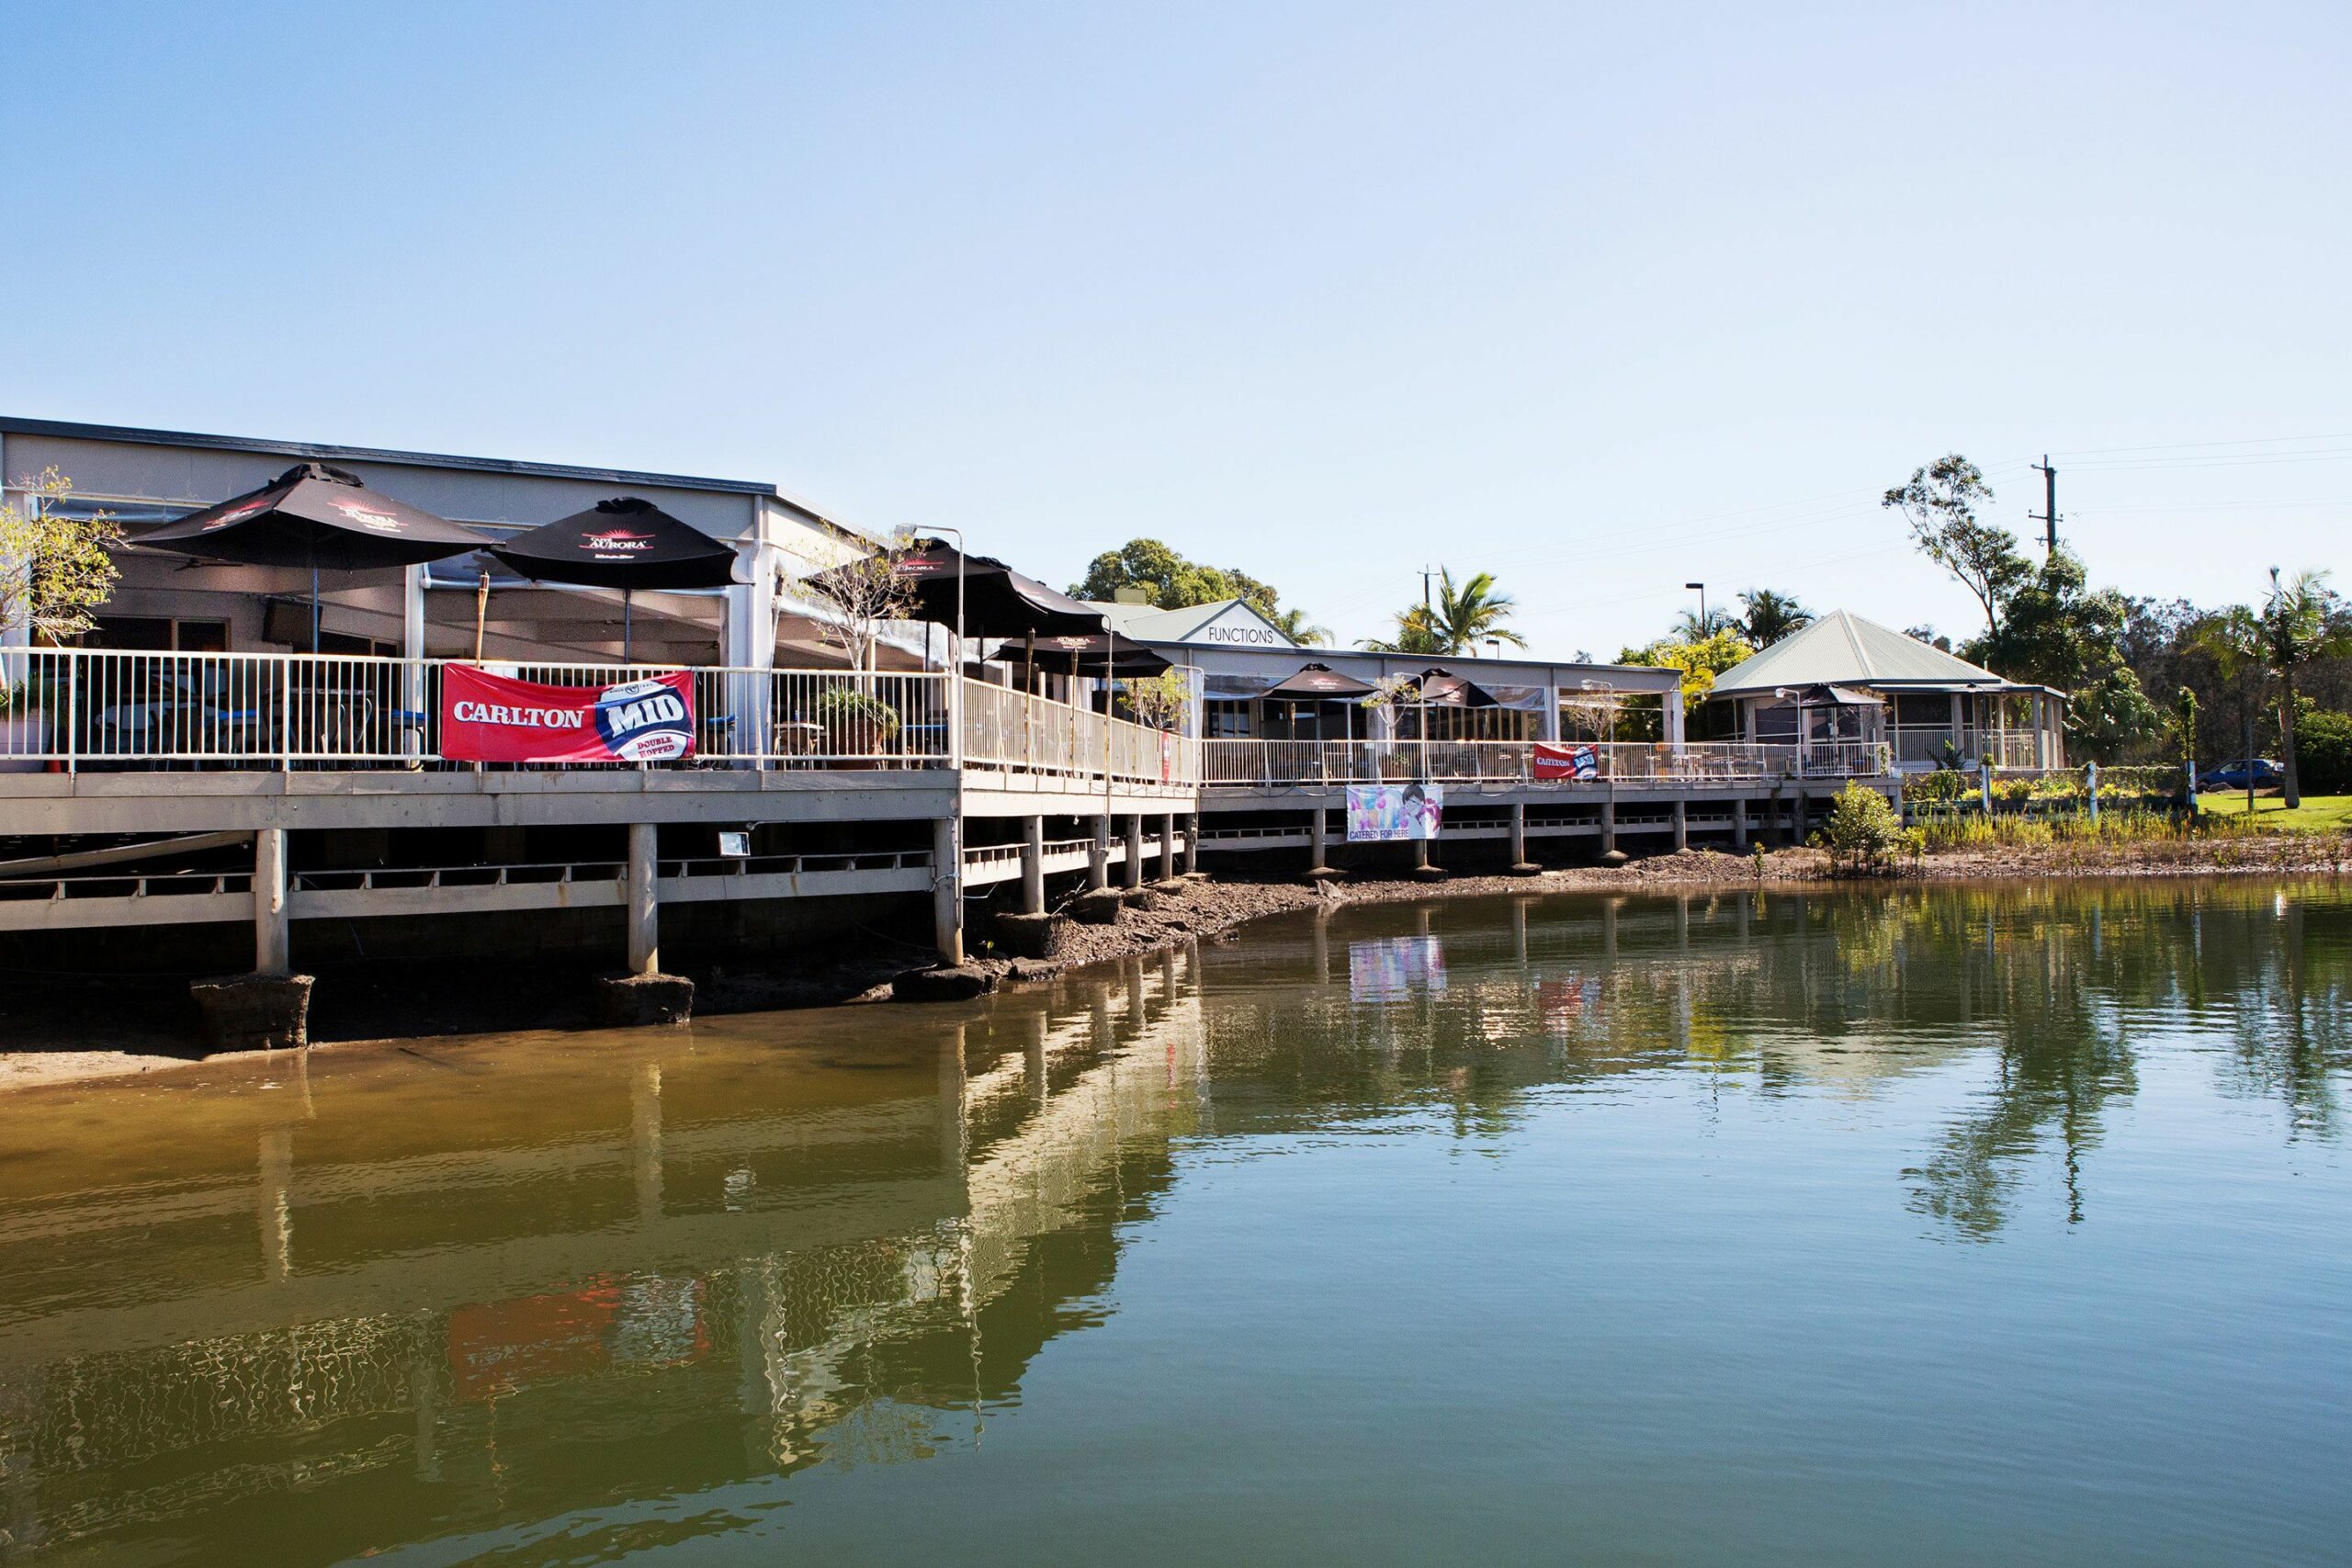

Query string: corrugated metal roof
[0,415,777,495]
[1711,610,2016,695]
[1083,598,1295,644]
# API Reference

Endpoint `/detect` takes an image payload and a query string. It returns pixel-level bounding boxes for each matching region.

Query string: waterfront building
[1707,611,2068,773]
[0,415,1897,1043]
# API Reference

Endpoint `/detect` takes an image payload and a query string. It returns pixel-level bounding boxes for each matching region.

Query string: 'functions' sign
[1193,604,1294,647]
[442,665,696,763]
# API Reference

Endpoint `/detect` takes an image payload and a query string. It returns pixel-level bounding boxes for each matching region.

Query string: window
[85,615,229,652]
[1205,700,1255,739]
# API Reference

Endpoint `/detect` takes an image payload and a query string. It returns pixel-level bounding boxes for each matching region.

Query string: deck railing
[959,679,1198,787]
[1200,737,1893,786]
[0,650,1205,785]
[0,649,957,771]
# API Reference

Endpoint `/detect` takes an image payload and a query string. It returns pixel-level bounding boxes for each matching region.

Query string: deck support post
[1600,791,1618,854]
[254,826,290,976]
[1020,816,1046,915]
[1123,815,1144,891]
[1508,800,1539,874]
[932,816,964,964]
[1793,791,1810,847]
[1308,805,1330,874]
[1159,813,1176,883]
[626,822,660,976]
[1672,798,1688,852]
[1182,812,1199,874]
[1734,797,1748,849]
[1087,815,1109,890]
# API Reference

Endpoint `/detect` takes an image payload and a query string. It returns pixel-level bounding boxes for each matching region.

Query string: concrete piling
[1021,816,1046,915]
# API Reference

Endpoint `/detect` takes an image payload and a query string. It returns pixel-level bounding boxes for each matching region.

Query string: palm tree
[1357,604,1445,655]
[1671,605,1740,641]
[1429,569,1527,653]
[2192,570,2352,808]
[1271,605,1331,646]
[1737,588,1814,648]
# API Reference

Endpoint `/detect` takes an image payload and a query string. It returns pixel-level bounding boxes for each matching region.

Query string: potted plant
[811,685,903,761]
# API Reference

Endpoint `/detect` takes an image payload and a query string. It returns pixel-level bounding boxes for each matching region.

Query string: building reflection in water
[0,881,2342,1561]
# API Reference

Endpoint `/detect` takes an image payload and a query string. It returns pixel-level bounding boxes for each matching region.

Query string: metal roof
[1711,610,2023,696]
[1084,597,1295,644]
[0,414,777,497]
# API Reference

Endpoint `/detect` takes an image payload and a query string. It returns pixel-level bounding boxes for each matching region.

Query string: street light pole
[1685,581,1707,632]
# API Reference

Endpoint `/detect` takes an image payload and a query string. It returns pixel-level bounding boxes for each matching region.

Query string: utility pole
[1420,567,1435,612]
[2030,455,2059,555]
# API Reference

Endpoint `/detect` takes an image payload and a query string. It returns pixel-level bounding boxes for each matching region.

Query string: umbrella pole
[311,562,321,654]
[473,570,490,662]
[624,589,633,665]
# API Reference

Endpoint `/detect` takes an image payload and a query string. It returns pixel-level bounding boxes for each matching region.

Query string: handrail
[1198,737,1893,785]
[0,649,961,772]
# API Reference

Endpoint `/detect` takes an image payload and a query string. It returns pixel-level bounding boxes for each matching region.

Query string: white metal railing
[1200,737,1893,786]
[959,679,1198,788]
[1891,726,2046,770]
[0,649,954,771]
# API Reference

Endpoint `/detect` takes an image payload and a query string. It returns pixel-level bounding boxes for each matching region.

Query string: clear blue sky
[6,1,2346,656]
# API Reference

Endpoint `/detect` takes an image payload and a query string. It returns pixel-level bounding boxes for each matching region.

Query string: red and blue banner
[1532,742,1599,781]
[441,664,695,763]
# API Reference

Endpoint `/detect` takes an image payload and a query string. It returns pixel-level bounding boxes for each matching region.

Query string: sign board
[441,665,696,764]
[1189,602,1296,648]
[1533,742,1600,781]
[1345,783,1443,841]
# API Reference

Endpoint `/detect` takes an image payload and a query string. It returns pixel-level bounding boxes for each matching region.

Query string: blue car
[2202,757,2282,790]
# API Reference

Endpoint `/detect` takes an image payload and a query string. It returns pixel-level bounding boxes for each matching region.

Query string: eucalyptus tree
[1883,455,2030,641]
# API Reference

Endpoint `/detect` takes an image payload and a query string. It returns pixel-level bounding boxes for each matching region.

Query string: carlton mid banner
[440,665,696,763]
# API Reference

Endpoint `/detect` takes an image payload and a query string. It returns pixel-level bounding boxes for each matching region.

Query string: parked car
[2202,757,2282,790]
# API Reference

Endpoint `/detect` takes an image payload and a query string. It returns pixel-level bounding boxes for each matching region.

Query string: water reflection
[0,881,2344,1562]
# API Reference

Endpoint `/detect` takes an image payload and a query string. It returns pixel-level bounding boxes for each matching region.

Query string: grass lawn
[2194,792,2352,831]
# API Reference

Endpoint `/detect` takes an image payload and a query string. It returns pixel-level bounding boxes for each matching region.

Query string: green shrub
[2295,709,2352,795]
[1822,782,1906,874]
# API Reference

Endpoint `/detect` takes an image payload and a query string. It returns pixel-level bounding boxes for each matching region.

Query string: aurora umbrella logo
[582,529,654,554]
[594,677,694,761]
[329,499,408,533]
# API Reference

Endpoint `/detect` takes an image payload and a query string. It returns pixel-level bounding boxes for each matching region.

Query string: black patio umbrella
[1261,662,1375,740]
[488,497,742,662]
[986,630,1171,680]
[868,538,1107,641]
[138,462,487,651]
[1415,667,1502,707]
[1263,661,1377,701]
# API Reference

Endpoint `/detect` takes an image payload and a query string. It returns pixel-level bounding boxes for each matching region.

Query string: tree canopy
[1883,455,2030,639]
[1071,539,1281,616]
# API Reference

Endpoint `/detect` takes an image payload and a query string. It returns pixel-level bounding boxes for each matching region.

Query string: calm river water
[1,881,2347,1566]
